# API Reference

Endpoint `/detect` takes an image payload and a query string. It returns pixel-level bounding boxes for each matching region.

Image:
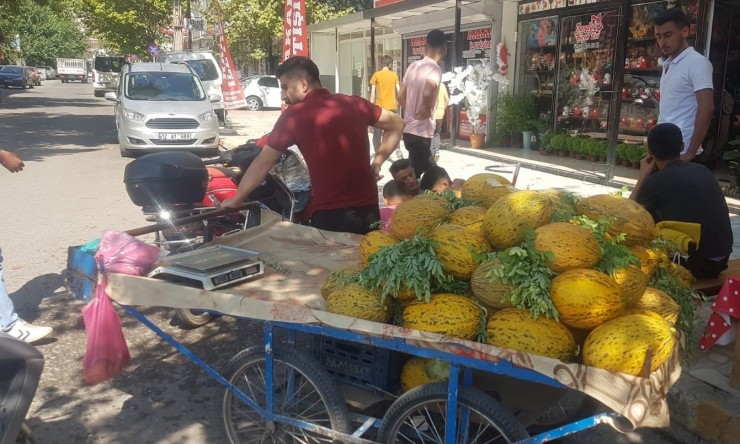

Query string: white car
[241,75,282,110]
[105,62,220,157]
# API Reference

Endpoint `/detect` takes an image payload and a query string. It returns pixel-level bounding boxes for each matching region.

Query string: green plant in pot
[617,143,632,166]
[595,140,608,162]
[496,94,536,148]
[721,137,740,189]
[627,144,647,168]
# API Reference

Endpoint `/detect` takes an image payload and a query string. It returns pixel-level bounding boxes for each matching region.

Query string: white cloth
[657,47,713,154]
[401,56,442,139]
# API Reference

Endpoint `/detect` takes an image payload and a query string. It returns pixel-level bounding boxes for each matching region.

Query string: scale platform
[148,245,264,290]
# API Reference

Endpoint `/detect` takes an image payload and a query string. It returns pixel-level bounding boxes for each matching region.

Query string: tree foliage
[71,0,172,57]
[0,0,86,66]
[216,0,362,62]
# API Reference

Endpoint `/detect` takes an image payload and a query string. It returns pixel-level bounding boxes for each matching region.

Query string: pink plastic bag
[82,231,160,384]
[82,277,131,384]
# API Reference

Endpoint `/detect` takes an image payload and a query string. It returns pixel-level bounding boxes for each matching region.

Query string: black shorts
[403,133,433,178]
[309,204,380,235]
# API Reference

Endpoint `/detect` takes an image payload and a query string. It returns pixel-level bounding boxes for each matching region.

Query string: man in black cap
[631,123,733,278]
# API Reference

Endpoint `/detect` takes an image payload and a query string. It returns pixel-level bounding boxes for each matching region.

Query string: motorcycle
[123,144,308,328]
[0,331,44,444]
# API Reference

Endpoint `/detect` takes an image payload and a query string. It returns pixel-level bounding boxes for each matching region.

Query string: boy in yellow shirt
[370,55,402,159]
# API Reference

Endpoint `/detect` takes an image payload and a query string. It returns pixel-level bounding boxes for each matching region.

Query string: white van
[157,51,225,123]
[92,56,125,97]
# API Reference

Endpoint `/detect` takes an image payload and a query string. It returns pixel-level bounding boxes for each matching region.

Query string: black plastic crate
[310,336,407,393]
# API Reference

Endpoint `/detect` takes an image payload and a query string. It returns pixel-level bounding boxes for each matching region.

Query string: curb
[449,146,740,214]
[669,375,740,444]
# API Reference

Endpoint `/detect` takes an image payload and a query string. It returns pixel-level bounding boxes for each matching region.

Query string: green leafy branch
[649,265,701,356]
[423,189,479,212]
[549,192,580,223]
[570,215,638,275]
[358,235,452,304]
[488,230,559,320]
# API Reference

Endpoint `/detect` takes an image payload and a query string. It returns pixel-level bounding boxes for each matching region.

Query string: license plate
[158,133,192,140]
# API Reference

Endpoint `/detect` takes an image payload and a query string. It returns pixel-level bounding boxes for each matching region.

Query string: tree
[0,0,86,66]
[216,0,362,66]
[71,0,171,57]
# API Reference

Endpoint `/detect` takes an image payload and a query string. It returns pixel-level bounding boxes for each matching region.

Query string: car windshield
[124,72,206,101]
[2,66,22,75]
[181,59,219,81]
[94,57,124,73]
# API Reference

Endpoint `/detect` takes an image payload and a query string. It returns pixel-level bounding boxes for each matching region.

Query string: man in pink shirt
[398,29,446,178]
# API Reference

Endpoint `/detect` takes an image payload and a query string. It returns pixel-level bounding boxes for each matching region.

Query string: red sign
[284,0,308,61]
[374,0,404,6]
[574,14,604,43]
[217,12,247,110]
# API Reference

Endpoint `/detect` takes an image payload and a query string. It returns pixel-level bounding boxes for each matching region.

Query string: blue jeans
[0,247,19,330]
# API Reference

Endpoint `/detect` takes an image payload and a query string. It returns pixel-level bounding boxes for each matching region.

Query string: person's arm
[371,109,406,180]
[221,146,283,208]
[369,85,376,104]
[629,155,657,202]
[415,78,439,120]
[681,88,714,161]
[397,83,407,109]
[0,150,24,173]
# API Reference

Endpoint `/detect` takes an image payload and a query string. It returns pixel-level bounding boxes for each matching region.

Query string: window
[94,57,125,73]
[125,72,205,101]
[258,76,279,88]
[182,59,220,81]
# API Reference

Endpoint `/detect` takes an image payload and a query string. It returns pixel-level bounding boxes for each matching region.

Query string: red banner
[284,0,308,61]
[217,11,247,110]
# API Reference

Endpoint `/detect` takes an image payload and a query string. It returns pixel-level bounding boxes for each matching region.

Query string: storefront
[514,0,740,170]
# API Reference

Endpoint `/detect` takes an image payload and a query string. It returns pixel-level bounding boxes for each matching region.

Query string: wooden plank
[692,259,740,296]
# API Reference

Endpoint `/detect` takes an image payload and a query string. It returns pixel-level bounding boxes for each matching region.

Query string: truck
[91,55,125,96]
[56,58,87,83]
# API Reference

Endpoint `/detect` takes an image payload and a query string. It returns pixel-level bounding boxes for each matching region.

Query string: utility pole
[173,0,183,51]
[186,0,193,50]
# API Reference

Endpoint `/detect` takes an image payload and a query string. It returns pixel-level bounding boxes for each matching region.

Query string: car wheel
[245,96,262,111]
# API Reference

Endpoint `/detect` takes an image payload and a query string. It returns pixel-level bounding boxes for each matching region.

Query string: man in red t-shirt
[222,56,405,234]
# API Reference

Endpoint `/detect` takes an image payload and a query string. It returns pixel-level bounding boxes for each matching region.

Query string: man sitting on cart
[222,56,405,235]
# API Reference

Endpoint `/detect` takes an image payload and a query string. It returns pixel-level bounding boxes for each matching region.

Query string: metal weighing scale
[148,245,264,290]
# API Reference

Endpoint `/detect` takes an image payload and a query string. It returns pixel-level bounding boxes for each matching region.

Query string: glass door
[555,10,621,136]
[516,16,559,131]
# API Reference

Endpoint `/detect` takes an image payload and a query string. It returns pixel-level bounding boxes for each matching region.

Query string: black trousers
[679,242,729,280]
[310,204,380,235]
[403,133,433,178]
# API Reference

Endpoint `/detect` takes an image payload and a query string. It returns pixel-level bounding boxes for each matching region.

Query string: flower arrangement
[442,44,509,135]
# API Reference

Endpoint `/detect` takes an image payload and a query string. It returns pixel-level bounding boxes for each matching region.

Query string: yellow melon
[429,224,491,280]
[487,308,577,361]
[576,194,656,246]
[359,230,399,264]
[483,190,556,249]
[470,259,514,310]
[448,205,487,235]
[391,195,450,239]
[461,173,512,203]
[533,222,601,273]
[403,293,482,340]
[550,269,625,329]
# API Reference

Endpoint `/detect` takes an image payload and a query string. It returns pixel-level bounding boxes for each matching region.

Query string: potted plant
[539,133,553,155]
[617,143,632,167]
[582,138,598,162]
[595,141,608,162]
[495,94,537,148]
[721,136,740,195]
[523,119,545,150]
[444,61,506,149]
[628,144,646,168]
[551,135,568,157]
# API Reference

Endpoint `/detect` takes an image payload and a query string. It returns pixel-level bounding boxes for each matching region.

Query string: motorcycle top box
[124,151,208,208]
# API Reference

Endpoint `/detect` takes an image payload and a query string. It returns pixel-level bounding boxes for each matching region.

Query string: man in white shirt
[654,8,714,162]
[397,29,446,177]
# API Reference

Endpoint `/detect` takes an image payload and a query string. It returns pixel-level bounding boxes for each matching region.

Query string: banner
[216,11,247,110]
[283,0,308,61]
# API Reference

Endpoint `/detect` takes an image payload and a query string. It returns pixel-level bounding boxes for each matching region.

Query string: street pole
[173,0,183,52]
[186,0,193,50]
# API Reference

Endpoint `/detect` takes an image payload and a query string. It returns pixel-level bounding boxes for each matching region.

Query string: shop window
[516,16,559,131]
[555,11,620,136]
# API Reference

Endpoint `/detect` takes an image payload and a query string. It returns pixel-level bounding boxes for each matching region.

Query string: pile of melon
[322,173,691,391]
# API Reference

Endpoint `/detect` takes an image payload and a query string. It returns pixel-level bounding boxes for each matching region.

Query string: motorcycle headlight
[123,108,146,122]
[199,110,216,122]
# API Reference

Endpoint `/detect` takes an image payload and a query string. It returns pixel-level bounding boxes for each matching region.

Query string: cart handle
[125,202,257,237]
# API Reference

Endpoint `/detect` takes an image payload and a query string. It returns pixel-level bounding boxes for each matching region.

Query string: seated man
[389,159,420,197]
[630,123,733,279]
[419,165,464,196]
[380,180,411,233]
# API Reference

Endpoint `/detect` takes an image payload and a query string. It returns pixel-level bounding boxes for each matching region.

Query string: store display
[517,16,559,127]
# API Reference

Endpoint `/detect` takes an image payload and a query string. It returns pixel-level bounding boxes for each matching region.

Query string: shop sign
[283,0,308,61]
[374,0,404,6]
[518,0,567,16]
[568,0,609,6]
[573,14,603,52]
[462,28,492,61]
[406,36,427,64]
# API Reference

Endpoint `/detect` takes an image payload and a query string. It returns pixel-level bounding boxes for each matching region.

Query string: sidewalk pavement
[224,109,740,443]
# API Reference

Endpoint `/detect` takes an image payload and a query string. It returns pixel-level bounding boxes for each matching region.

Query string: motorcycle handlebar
[125,202,258,237]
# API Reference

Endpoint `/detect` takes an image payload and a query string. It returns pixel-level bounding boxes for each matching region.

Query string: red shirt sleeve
[360,96,383,125]
[264,110,297,152]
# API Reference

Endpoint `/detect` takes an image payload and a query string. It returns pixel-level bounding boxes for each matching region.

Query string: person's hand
[680,151,695,162]
[639,154,656,176]
[0,150,24,173]
[372,163,384,181]
[220,196,242,210]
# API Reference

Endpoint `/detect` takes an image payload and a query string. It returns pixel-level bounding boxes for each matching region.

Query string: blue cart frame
[118,304,619,444]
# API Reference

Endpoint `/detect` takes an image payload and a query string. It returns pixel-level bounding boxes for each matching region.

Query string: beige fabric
[106,216,681,429]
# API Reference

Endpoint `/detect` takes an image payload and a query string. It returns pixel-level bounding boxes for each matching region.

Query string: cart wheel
[174,308,213,328]
[221,347,351,443]
[378,382,529,444]
[534,389,587,426]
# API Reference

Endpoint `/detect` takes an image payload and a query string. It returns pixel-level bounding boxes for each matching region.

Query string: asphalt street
[0,82,680,443]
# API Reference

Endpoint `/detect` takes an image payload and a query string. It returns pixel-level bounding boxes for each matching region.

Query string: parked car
[36,67,47,81]
[27,67,42,86]
[42,66,56,80]
[0,65,33,89]
[240,75,282,110]
[157,51,225,123]
[105,62,220,157]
